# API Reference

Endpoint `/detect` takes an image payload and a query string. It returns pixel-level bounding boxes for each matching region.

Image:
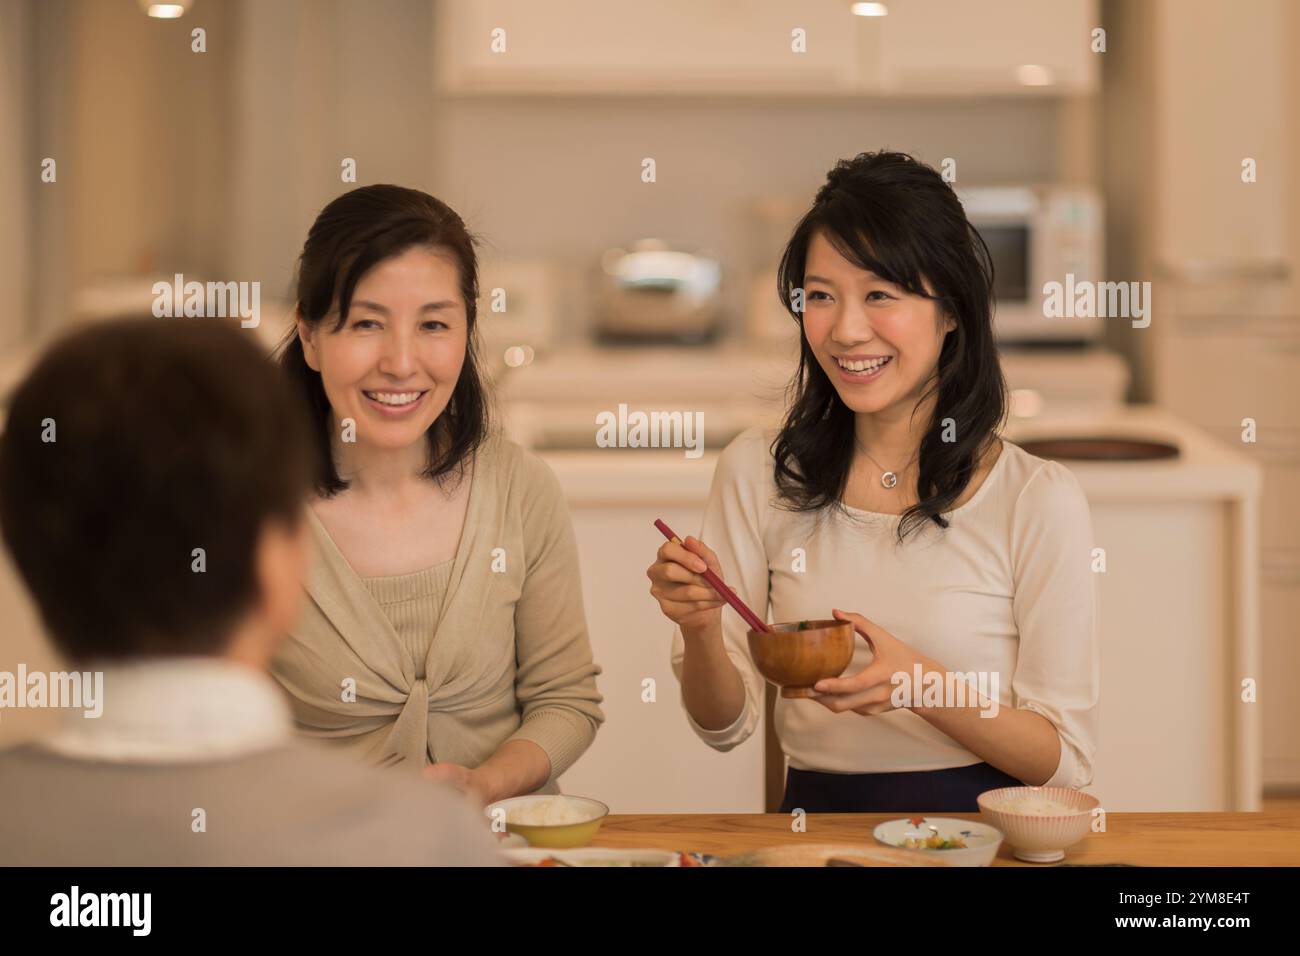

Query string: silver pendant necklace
[854,439,915,490]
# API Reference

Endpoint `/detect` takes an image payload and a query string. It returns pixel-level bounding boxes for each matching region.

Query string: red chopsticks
[653,518,771,633]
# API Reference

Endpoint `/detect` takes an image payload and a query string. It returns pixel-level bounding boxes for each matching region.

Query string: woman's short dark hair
[278,184,489,496]
[773,150,1008,543]
[0,318,315,663]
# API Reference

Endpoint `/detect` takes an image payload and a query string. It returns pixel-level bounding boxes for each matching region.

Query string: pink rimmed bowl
[977,786,1100,863]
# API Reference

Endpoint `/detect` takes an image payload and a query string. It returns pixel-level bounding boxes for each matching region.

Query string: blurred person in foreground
[0,318,502,866]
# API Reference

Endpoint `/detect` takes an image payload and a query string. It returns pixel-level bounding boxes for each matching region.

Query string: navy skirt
[779,763,1024,813]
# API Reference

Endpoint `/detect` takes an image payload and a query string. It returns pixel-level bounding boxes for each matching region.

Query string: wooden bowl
[747,619,855,698]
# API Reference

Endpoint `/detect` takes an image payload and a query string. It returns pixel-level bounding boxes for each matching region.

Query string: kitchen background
[0,0,1296,813]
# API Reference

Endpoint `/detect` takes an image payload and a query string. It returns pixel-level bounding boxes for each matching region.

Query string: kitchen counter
[591,812,1300,866]
[537,403,1261,504]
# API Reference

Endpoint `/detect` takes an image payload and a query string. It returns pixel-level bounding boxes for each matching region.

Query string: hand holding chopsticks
[650,519,771,633]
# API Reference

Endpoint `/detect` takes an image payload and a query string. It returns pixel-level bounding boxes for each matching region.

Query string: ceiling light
[139,1,192,18]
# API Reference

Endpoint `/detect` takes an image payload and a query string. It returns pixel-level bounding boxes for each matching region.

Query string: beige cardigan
[270,431,604,790]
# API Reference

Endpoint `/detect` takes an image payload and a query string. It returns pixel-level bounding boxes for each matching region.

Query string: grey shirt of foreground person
[0,657,504,866]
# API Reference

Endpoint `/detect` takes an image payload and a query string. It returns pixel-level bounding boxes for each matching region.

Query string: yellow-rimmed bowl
[484,795,609,849]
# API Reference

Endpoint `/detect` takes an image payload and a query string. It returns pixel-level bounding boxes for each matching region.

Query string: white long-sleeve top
[670,427,1099,789]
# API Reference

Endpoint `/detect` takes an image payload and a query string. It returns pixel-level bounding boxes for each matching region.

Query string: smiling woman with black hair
[647,151,1099,813]
[272,185,603,806]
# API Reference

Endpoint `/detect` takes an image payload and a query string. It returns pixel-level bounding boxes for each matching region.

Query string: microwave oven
[957,185,1104,344]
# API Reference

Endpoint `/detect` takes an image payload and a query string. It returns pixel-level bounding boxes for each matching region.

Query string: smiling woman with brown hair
[647,151,1100,813]
[273,185,604,805]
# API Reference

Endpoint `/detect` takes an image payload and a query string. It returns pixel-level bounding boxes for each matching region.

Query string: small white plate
[873,817,1004,867]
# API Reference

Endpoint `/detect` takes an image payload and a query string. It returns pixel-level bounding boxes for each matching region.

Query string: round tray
[1018,436,1180,461]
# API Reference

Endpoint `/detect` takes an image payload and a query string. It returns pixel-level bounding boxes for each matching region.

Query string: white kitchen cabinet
[434,0,861,94]
[1085,501,1230,808]
[1155,319,1300,435]
[1139,0,1299,789]
[871,0,1098,94]
[1261,555,1300,784]
[433,0,1097,96]
[1151,0,1289,270]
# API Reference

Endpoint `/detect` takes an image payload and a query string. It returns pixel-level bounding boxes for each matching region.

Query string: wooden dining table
[588,812,1300,865]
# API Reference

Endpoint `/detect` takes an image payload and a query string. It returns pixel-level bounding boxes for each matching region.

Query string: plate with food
[712,843,952,867]
[504,847,695,867]
[872,816,1004,867]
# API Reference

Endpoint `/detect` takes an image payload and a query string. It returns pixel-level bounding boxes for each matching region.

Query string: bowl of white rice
[977,786,1100,863]
[484,795,609,849]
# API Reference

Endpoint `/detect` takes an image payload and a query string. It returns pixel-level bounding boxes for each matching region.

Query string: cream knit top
[670,426,1100,790]
[360,561,455,682]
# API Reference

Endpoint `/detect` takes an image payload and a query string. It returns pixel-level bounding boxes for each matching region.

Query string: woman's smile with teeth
[836,356,892,373]
[363,389,427,407]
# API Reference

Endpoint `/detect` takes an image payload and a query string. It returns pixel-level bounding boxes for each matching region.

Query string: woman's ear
[296,309,321,372]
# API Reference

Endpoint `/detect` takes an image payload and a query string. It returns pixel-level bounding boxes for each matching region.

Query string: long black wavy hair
[773,151,1007,543]
[277,184,489,497]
